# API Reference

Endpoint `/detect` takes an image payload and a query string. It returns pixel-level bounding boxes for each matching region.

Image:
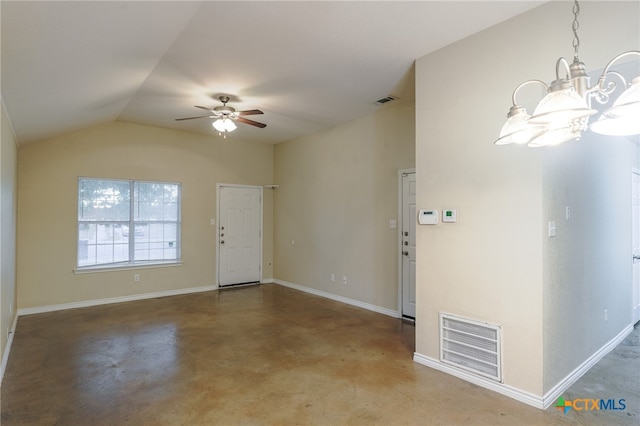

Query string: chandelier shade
[495,106,544,145]
[528,86,596,127]
[590,115,640,136]
[527,126,582,148]
[495,0,640,147]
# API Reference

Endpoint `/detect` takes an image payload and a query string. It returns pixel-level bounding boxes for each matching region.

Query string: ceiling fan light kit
[175,95,266,138]
[495,0,640,148]
[212,118,237,133]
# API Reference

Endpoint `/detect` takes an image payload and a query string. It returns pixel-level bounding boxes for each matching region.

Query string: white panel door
[632,171,640,323]
[402,172,417,318]
[218,186,261,286]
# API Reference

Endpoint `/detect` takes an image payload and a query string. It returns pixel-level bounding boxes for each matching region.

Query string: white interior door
[218,185,262,287]
[632,170,640,324]
[401,171,417,318]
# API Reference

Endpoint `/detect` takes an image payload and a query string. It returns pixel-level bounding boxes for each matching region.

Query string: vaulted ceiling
[1,1,544,145]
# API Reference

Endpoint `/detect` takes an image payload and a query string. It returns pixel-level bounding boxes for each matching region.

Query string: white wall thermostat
[442,209,457,223]
[418,209,439,225]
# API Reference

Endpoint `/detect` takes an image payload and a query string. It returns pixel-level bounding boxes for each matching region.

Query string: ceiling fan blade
[194,105,213,112]
[236,116,267,128]
[238,109,264,116]
[175,115,212,121]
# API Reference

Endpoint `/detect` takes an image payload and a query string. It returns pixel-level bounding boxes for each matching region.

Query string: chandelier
[495,0,640,147]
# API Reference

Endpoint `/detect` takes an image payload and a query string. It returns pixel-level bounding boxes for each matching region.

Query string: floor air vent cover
[440,313,502,382]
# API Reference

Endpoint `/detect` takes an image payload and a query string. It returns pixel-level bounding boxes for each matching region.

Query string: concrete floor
[1,284,638,425]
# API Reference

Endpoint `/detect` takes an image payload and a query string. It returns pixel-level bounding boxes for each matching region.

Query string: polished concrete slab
[1,284,638,425]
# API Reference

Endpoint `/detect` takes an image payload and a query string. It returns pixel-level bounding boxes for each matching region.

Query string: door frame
[632,168,640,323]
[216,183,264,287]
[398,168,416,316]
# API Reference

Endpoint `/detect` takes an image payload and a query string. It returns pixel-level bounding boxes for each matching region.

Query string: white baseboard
[17,285,219,316]
[414,323,634,410]
[413,352,544,408]
[541,323,633,409]
[1,313,19,386]
[273,279,401,318]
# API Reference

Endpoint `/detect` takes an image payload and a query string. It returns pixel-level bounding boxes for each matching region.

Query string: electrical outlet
[134,274,140,282]
[330,274,336,282]
[604,309,608,321]
[342,275,347,285]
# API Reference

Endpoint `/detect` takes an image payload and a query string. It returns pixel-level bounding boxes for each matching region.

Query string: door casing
[632,169,640,323]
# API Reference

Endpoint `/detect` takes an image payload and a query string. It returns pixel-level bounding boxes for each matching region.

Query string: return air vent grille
[440,313,502,382]
[374,96,398,105]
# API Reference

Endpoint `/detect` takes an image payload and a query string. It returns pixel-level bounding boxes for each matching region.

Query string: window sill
[73,261,183,275]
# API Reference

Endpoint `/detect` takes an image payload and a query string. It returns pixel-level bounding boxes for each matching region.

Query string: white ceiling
[1,1,545,145]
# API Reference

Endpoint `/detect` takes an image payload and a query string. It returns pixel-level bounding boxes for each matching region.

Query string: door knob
[404,241,408,246]
[634,255,640,261]
[220,233,224,237]
[220,240,225,244]
[404,231,409,236]
[403,251,409,256]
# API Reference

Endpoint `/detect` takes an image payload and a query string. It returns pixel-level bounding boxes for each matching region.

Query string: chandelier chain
[572,0,580,62]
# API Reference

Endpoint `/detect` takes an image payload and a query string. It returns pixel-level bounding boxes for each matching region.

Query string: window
[77,178,181,269]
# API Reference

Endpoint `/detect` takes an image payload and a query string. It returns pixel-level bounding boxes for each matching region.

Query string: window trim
[76,177,182,271]
[73,260,182,275]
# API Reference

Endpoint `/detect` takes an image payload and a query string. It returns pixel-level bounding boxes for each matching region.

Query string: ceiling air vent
[375,96,398,105]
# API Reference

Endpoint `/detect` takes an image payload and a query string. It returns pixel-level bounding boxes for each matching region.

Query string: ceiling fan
[175,95,267,135]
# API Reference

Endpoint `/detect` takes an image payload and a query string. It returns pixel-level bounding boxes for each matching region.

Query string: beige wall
[540,2,640,392]
[273,101,415,311]
[415,0,639,398]
[415,6,546,395]
[1,100,19,361]
[17,121,274,309]
[542,132,639,392]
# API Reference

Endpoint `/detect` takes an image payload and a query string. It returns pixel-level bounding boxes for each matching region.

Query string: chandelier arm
[591,71,633,106]
[555,57,572,80]
[511,79,549,106]
[595,50,640,92]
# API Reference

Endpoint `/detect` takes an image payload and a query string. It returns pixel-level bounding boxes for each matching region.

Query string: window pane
[78,223,129,266]
[164,202,179,221]
[134,182,180,222]
[164,223,177,240]
[78,179,130,221]
[132,223,179,262]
